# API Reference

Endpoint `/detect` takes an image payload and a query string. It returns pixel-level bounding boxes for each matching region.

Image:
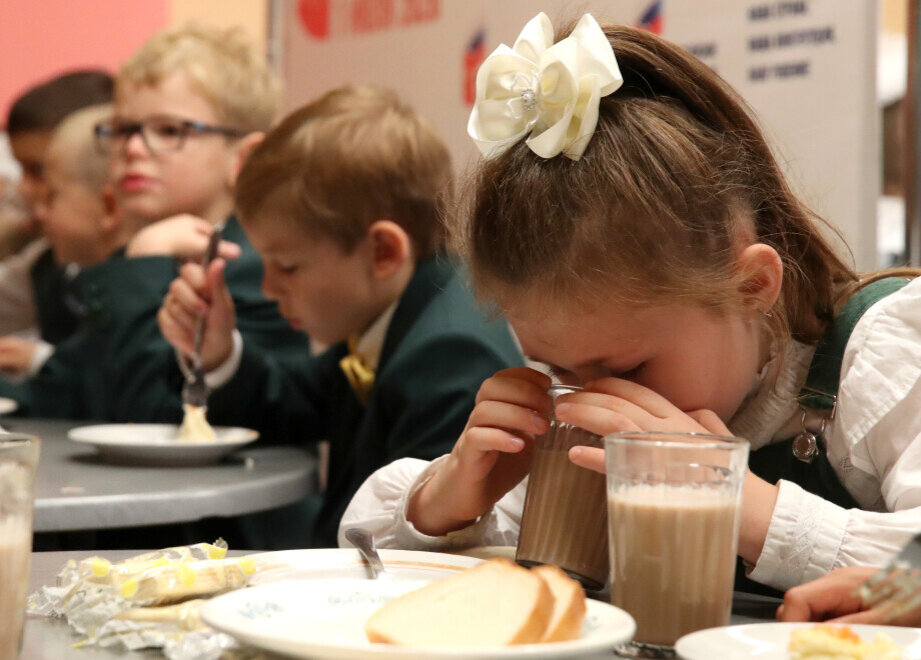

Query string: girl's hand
[778,566,921,627]
[157,260,237,372]
[558,378,779,564]
[407,367,553,536]
[557,377,731,473]
[126,214,242,261]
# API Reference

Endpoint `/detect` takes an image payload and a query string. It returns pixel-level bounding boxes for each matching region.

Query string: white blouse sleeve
[750,278,921,591]
[337,455,526,550]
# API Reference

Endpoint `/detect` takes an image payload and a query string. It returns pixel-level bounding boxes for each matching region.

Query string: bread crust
[532,564,587,642]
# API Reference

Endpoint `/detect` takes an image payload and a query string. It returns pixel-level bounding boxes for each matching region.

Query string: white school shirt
[338,277,921,592]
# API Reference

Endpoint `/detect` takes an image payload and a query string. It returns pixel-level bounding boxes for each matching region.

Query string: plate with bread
[675,622,921,659]
[202,557,635,659]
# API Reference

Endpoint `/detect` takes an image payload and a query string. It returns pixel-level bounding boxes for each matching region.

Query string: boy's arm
[204,341,338,445]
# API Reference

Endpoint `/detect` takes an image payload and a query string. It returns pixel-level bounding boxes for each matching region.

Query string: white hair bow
[467,13,623,161]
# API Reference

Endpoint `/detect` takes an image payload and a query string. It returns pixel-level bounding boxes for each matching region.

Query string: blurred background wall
[0,0,911,269]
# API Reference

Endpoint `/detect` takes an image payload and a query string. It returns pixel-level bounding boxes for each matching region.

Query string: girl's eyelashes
[607,362,645,380]
[277,263,299,275]
[546,364,574,380]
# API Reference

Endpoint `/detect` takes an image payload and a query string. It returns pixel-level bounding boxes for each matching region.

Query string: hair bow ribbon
[467,12,622,161]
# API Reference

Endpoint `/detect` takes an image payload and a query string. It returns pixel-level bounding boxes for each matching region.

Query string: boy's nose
[123,131,151,158]
[32,199,50,226]
[261,273,280,302]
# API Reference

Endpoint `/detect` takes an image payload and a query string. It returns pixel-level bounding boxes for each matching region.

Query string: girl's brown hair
[463,22,863,345]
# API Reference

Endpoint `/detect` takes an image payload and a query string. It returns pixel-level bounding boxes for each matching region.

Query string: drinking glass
[0,435,40,659]
[604,431,748,657]
[516,385,609,590]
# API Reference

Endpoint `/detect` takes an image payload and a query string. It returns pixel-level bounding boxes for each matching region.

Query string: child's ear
[228,132,265,186]
[736,243,783,313]
[98,185,120,231]
[368,220,413,279]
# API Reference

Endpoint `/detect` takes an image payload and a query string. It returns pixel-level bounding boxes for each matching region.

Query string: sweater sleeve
[338,455,527,551]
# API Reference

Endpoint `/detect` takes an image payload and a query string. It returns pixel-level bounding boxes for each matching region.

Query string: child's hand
[0,336,36,376]
[407,367,553,536]
[158,260,236,372]
[556,378,731,473]
[126,215,242,261]
[778,566,921,627]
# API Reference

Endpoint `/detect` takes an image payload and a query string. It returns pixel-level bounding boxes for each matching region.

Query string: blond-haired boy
[0,25,308,423]
[160,85,523,547]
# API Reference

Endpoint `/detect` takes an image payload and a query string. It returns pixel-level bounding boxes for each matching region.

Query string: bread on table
[365,558,586,647]
[532,564,587,642]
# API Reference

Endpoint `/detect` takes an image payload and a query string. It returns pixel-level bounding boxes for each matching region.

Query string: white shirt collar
[354,301,399,371]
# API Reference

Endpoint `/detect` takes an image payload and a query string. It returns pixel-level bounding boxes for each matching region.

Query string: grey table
[22,550,781,659]
[6,418,317,532]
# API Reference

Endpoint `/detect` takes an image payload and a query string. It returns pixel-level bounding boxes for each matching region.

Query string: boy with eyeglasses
[0,25,309,428]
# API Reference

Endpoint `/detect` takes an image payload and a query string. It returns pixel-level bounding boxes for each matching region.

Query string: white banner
[282,0,877,269]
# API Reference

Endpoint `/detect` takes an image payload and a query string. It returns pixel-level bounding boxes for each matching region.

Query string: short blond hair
[47,104,113,192]
[116,24,281,132]
[235,85,452,257]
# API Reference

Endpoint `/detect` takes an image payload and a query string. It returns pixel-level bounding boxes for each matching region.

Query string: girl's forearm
[406,469,477,537]
[737,471,779,563]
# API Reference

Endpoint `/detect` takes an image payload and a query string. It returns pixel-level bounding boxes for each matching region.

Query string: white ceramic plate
[202,575,635,660]
[0,397,18,415]
[67,423,258,466]
[249,548,485,586]
[676,622,921,659]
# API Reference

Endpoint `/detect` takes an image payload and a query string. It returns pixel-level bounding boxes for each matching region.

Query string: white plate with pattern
[676,622,921,659]
[68,423,258,466]
[203,580,634,659]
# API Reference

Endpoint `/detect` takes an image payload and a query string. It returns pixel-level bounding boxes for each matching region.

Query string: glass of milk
[0,435,40,659]
[516,386,608,590]
[604,431,748,657]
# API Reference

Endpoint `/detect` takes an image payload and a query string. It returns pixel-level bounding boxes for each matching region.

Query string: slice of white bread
[532,565,587,642]
[365,558,554,647]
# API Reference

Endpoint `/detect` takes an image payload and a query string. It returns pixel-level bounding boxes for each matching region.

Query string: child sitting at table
[156,84,524,547]
[0,25,309,424]
[0,71,115,370]
[340,14,921,594]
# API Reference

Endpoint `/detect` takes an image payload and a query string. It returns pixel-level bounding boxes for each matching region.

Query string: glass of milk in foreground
[0,436,40,660]
[604,431,748,657]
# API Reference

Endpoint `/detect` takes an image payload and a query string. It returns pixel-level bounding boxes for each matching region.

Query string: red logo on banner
[637,0,663,34]
[299,0,331,40]
[463,29,486,106]
[298,0,438,40]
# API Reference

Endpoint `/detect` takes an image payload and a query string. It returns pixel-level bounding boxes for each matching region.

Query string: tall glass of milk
[0,435,40,659]
[604,431,748,657]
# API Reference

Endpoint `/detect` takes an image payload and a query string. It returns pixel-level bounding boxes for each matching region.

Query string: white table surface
[22,550,781,659]
[6,418,317,532]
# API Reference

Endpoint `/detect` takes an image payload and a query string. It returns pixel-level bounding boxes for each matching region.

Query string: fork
[855,532,921,621]
[181,227,223,408]
[344,527,387,579]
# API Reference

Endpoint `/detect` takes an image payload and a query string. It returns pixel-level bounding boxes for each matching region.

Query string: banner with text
[282,0,877,269]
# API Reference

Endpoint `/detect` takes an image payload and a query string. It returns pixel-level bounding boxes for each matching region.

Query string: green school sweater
[0,216,309,425]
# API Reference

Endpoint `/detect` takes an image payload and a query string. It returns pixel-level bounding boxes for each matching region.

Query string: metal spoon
[345,527,386,579]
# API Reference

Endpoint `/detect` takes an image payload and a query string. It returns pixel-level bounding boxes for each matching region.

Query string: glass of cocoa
[0,435,40,660]
[604,431,748,658]
[515,385,609,590]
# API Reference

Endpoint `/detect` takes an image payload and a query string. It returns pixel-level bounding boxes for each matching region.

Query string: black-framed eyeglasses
[93,115,247,155]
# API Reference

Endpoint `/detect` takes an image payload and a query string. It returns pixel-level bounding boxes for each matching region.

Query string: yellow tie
[339,336,375,404]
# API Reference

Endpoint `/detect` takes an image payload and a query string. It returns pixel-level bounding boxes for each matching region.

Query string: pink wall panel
[0,0,168,124]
